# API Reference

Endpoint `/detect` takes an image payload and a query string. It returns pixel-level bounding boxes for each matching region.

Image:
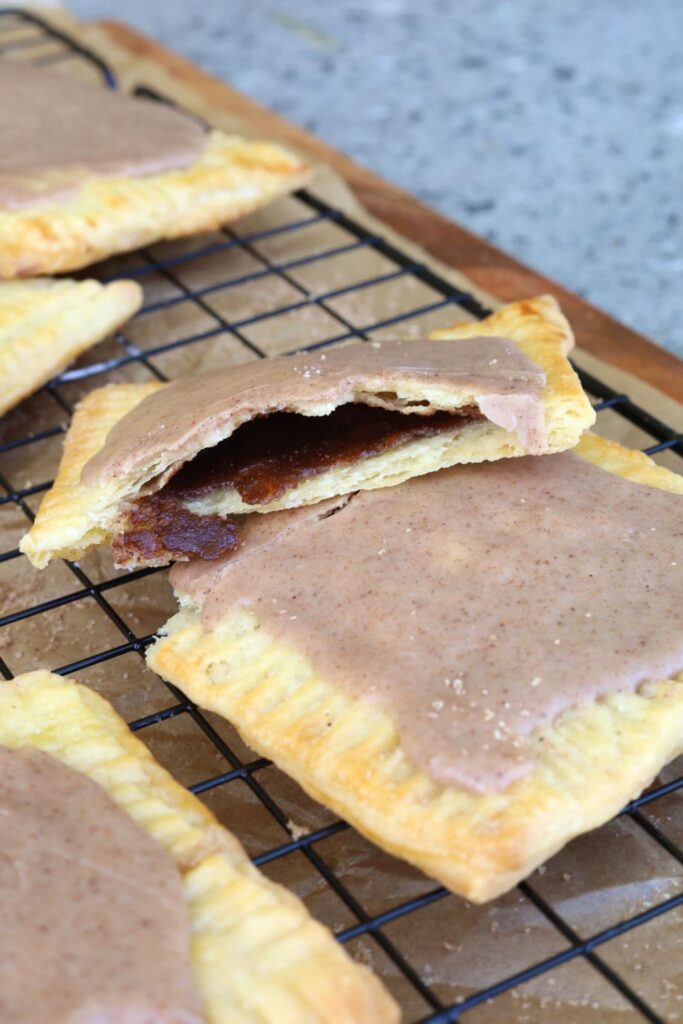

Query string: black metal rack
[0,9,681,1021]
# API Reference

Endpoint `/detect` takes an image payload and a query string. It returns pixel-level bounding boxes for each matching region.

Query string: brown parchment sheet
[1,8,682,1020]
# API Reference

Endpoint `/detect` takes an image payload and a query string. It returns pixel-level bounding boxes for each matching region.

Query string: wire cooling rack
[1,8,682,1021]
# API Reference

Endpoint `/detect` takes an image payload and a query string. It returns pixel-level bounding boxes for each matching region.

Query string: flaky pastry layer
[147,435,683,902]
[0,131,309,278]
[0,671,398,1023]
[191,294,594,515]
[0,277,141,418]
[21,296,595,568]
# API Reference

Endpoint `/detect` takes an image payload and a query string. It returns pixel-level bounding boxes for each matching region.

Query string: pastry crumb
[351,941,374,966]
[286,819,309,842]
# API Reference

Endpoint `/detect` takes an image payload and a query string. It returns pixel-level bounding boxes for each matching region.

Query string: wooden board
[97,19,683,404]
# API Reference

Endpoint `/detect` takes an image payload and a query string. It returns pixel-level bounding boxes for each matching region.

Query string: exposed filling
[113,493,240,567]
[171,402,482,503]
[173,451,683,793]
[0,745,202,1024]
[81,335,548,495]
[114,401,482,564]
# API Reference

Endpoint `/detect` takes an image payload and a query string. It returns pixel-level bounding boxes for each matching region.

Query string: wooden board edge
[83,18,682,403]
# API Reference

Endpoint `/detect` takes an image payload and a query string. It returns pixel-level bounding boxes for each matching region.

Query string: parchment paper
[0,9,681,1020]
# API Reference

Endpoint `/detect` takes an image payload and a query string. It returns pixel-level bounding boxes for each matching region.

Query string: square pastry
[147,433,683,902]
[0,65,309,278]
[0,671,397,1022]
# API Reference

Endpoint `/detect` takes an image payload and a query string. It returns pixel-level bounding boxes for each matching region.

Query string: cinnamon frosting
[82,335,547,490]
[172,452,683,793]
[0,745,202,1023]
[0,65,207,209]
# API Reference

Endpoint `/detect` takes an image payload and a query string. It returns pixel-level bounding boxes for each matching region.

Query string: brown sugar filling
[169,402,483,504]
[112,492,240,566]
[114,401,482,564]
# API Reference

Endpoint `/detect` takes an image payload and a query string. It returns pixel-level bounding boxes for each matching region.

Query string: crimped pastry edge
[0,277,142,418]
[0,130,310,279]
[0,670,399,1024]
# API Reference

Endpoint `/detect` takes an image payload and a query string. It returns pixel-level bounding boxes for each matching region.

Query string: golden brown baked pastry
[146,433,683,903]
[0,133,309,278]
[0,64,309,278]
[0,670,398,1023]
[21,296,595,568]
[0,277,141,418]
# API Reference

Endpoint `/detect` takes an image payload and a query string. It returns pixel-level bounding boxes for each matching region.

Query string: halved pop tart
[21,296,594,569]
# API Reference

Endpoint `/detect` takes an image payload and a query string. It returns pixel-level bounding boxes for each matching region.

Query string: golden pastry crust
[575,430,683,493]
[21,382,163,565]
[0,131,310,278]
[0,277,141,418]
[431,294,589,442]
[0,670,398,1024]
[147,435,683,903]
[21,296,595,568]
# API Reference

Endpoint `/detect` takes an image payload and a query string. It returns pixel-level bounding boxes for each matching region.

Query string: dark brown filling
[169,402,481,505]
[112,492,240,566]
[114,402,481,564]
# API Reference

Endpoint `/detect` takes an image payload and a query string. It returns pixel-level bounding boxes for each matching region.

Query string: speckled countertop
[71,0,683,357]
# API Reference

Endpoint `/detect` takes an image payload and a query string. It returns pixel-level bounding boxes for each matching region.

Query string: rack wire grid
[1,8,682,1022]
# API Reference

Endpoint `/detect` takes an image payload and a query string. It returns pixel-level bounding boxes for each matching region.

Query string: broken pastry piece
[0,670,398,1024]
[0,276,141,418]
[0,65,309,278]
[21,296,594,568]
[148,434,683,902]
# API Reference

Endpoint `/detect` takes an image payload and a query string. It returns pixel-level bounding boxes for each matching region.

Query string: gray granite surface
[70,0,683,357]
